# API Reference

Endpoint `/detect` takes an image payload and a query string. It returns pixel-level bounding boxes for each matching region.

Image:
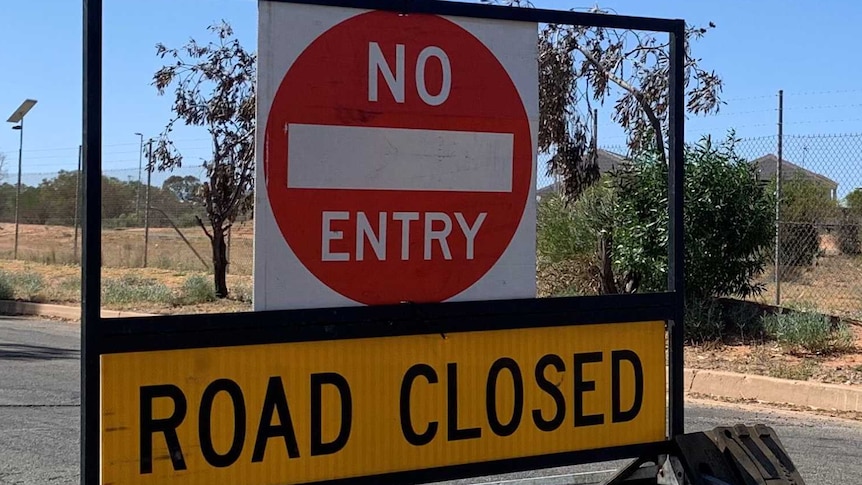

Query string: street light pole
[13,120,23,260]
[6,99,38,260]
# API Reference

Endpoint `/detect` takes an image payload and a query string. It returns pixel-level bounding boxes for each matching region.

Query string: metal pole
[82,0,103,482]
[136,133,143,221]
[73,145,82,260]
[667,24,686,438]
[226,225,231,275]
[775,90,783,306]
[144,140,152,268]
[13,117,24,260]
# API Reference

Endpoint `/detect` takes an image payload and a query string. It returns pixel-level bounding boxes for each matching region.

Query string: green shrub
[763,310,854,354]
[719,298,765,341]
[768,360,816,381]
[779,222,819,268]
[0,270,46,301]
[11,271,46,301]
[612,134,775,300]
[537,178,616,262]
[837,211,860,255]
[46,276,81,302]
[773,176,837,267]
[178,275,217,305]
[0,272,14,300]
[536,179,615,295]
[102,275,173,305]
[231,282,253,304]
[685,297,724,342]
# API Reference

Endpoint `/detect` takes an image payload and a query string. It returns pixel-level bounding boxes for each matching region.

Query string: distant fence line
[1,133,861,319]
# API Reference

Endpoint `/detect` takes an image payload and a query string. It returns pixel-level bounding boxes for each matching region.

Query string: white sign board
[254,2,538,309]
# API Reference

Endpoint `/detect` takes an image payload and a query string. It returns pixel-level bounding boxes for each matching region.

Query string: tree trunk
[598,232,617,295]
[211,224,229,298]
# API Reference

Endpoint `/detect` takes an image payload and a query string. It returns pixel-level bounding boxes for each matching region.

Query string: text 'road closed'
[102,322,665,484]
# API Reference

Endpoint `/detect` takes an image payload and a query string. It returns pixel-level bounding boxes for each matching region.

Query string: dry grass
[686,324,862,386]
[0,259,253,314]
[0,222,254,275]
[752,253,862,321]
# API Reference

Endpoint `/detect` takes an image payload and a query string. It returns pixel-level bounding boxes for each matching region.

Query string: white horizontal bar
[286,124,513,192]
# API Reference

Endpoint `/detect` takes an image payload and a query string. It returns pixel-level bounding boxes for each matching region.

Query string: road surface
[1,316,861,484]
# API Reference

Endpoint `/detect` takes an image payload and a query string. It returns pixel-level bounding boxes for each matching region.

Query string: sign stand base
[601,425,806,485]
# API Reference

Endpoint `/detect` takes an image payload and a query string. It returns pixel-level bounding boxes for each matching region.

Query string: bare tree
[152,21,255,298]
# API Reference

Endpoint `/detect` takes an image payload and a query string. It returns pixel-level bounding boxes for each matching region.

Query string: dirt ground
[686,323,862,385]
[752,234,862,320]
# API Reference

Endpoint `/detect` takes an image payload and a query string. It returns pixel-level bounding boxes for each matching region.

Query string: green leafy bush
[612,134,775,301]
[837,209,860,255]
[763,310,854,354]
[535,134,775,340]
[0,272,14,300]
[231,282,253,304]
[773,176,837,267]
[178,275,217,305]
[102,275,173,305]
[536,180,615,296]
[0,270,46,301]
[537,180,614,263]
[11,271,45,301]
[609,150,669,293]
[685,297,725,342]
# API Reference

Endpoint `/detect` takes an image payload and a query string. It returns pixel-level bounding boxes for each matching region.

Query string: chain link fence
[0,164,254,276]
[536,134,862,319]
[735,134,862,319]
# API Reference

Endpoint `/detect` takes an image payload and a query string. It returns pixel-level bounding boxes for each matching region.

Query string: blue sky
[1,0,861,194]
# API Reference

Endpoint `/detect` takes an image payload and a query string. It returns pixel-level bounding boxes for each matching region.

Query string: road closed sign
[254,1,538,309]
[101,321,665,484]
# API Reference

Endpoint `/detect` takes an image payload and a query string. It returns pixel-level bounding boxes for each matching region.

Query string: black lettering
[140,384,187,474]
[400,364,439,446]
[446,363,481,441]
[612,350,644,423]
[199,379,246,468]
[252,376,300,462]
[531,354,566,432]
[573,352,604,427]
[310,372,352,456]
[485,358,523,437]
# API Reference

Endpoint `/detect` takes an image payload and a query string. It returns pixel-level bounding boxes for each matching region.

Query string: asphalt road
[1,316,861,484]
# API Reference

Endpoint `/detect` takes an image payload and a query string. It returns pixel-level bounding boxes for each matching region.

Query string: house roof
[751,154,838,189]
[536,149,628,197]
[538,151,840,199]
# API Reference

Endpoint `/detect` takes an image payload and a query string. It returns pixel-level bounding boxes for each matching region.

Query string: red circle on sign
[265,11,532,305]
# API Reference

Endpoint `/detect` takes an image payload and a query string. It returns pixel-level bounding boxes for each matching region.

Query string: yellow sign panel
[102,322,666,484]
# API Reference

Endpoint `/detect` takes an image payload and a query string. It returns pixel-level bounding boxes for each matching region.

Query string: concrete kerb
[0,300,154,320]
[685,368,862,413]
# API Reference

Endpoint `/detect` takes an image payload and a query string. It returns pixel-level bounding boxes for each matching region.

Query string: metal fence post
[774,90,783,306]
[74,144,82,261]
[144,140,152,268]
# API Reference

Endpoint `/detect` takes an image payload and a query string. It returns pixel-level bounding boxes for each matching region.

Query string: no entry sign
[255,2,538,309]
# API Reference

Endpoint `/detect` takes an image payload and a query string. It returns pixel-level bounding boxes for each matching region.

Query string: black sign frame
[80,1,686,483]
